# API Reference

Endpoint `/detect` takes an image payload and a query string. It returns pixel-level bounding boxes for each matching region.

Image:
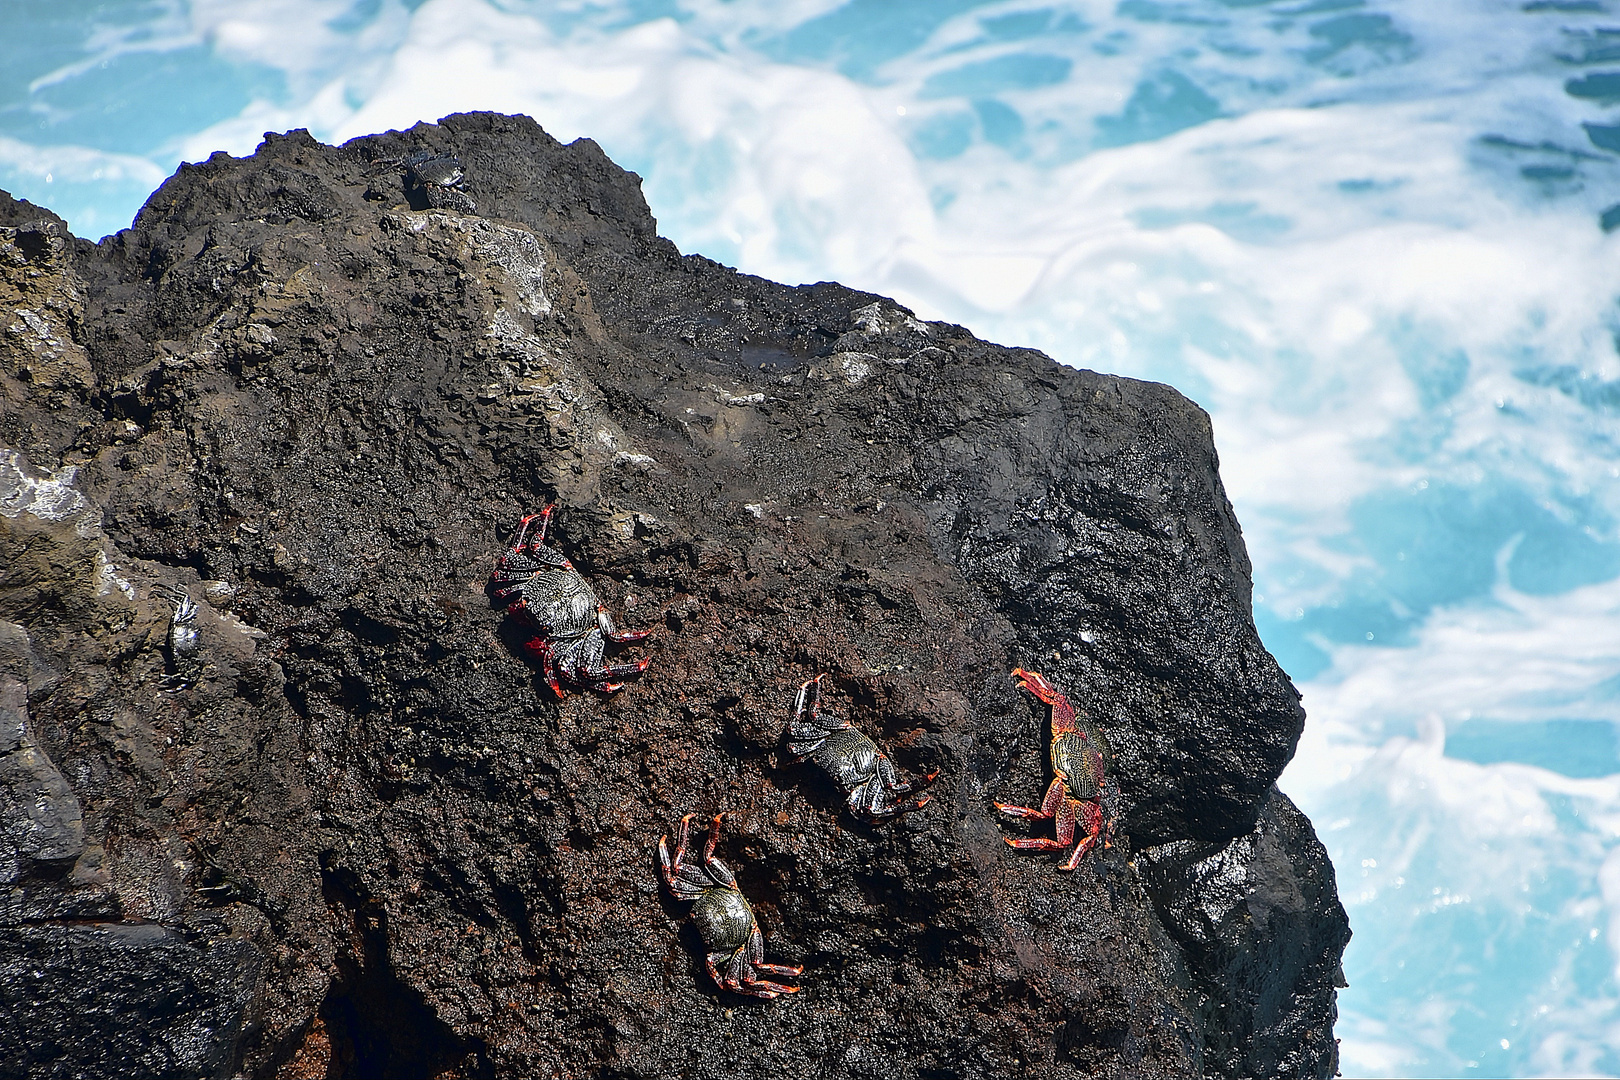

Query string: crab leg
[520,639,568,700]
[738,979,800,997]
[712,945,799,998]
[995,776,1068,821]
[879,791,933,817]
[581,658,651,681]
[862,779,933,819]
[795,674,825,722]
[1001,785,1078,852]
[661,815,728,896]
[579,660,652,693]
[529,503,556,545]
[597,605,651,643]
[705,958,744,995]
[702,813,724,865]
[877,758,939,808]
[747,928,804,978]
[710,966,797,998]
[658,814,694,889]
[1060,801,1105,870]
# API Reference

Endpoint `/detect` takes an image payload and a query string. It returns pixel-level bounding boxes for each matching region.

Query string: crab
[488,505,650,697]
[658,813,802,999]
[370,150,477,212]
[152,584,200,690]
[790,675,936,820]
[402,150,464,189]
[152,583,199,658]
[995,668,1112,870]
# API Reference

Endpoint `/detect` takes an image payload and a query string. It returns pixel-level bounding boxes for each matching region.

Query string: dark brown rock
[0,112,1348,1079]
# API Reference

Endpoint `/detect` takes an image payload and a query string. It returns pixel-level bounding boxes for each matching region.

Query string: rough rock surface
[0,113,1349,1080]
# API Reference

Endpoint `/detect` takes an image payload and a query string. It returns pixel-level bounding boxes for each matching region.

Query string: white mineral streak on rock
[614,451,659,472]
[93,551,135,600]
[9,308,55,347]
[712,386,765,406]
[2,227,92,388]
[0,450,90,527]
[850,301,929,337]
[399,215,658,494]
[590,422,649,467]
[405,212,551,316]
[514,378,579,410]
[485,307,525,343]
[202,580,237,605]
[835,352,875,384]
[220,612,267,639]
[471,221,551,317]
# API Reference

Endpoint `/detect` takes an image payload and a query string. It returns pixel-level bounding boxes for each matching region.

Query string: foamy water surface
[7,2,1620,1075]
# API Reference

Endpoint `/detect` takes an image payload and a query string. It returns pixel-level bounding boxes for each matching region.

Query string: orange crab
[995,668,1112,870]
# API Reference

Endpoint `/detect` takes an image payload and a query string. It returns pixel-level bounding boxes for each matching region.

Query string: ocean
[5,2,1619,1075]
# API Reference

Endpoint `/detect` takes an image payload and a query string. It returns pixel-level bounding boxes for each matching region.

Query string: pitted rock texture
[0,112,1348,1080]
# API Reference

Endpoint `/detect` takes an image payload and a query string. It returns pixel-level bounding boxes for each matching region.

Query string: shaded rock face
[0,113,1348,1079]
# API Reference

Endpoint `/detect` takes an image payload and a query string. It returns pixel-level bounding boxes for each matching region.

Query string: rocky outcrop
[0,112,1348,1079]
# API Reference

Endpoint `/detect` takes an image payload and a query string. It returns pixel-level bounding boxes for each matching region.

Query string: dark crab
[658,813,802,999]
[371,150,477,212]
[488,505,650,696]
[995,668,1113,870]
[790,675,936,820]
[402,150,464,189]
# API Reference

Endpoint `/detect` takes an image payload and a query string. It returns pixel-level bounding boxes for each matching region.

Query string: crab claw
[793,674,825,718]
[1011,668,1063,705]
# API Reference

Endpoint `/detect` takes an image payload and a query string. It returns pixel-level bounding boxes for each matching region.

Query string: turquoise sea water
[7,2,1620,1075]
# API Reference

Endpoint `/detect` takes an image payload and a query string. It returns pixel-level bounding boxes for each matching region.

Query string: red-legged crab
[488,505,650,696]
[995,668,1112,870]
[658,813,802,999]
[790,675,936,820]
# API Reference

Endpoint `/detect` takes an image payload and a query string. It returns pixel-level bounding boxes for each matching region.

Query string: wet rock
[0,675,83,880]
[1137,787,1352,1080]
[0,113,1348,1079]
[0,922,261,1080]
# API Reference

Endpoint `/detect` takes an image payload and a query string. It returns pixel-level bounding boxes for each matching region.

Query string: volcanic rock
[0,112,1349,1080]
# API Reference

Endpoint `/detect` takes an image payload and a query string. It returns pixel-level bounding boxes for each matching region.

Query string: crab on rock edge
[488,505,650,696]
[790,675,936,820]
[658,813,802,999]
[995,668,1113,870]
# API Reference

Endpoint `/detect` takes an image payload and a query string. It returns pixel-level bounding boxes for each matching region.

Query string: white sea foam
[9,0,1620,1073]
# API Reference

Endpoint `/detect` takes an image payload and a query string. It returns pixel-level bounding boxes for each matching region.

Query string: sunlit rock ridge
[0,112,1348,1080]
